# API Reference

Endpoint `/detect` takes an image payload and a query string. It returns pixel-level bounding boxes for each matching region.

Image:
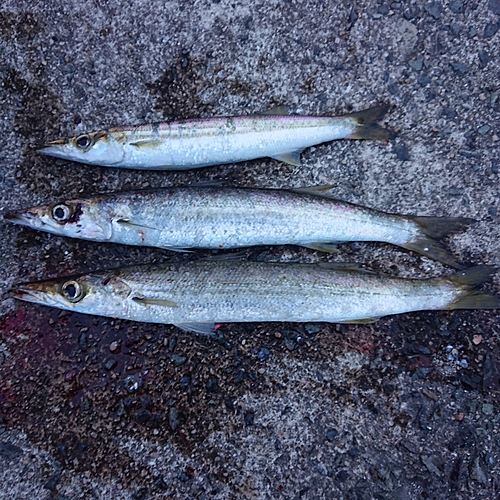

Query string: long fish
[12,261,499,334]
[5,186,473,267]
[37,105,393,170]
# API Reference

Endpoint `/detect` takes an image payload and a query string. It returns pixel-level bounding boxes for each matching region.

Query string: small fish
[12,261,499,334]
[38,105,393,170]
[5,186,473,267]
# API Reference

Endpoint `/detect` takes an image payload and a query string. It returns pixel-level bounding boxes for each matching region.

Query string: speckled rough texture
[0,0,499,498]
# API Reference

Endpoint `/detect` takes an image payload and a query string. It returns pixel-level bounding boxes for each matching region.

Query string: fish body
[38,105,393,170]
[13,262,499,333]
[5,187,473,267]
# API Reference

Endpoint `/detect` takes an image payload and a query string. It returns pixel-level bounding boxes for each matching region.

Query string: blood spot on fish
[67,203,83,224]
[102,276,112,286]
[138,230,145,242]
[218,244,224,248]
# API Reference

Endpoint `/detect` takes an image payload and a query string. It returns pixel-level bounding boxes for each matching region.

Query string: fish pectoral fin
[115,218,159,231]
[132,297,178,307]
[291,185,337,198]
[316,262,376,274]
[271,149,303,166]
[173,322,217,335]
[337,317,381,324]
[257,105,290,116]
[302,243,339,253]
[129,139,163,149]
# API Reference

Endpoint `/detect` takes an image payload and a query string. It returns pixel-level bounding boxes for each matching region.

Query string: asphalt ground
[1,1,499,498]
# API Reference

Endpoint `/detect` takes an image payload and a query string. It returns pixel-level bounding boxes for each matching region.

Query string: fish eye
[75,134,92,150]
[52,204,72,223]
[61,280,84,303]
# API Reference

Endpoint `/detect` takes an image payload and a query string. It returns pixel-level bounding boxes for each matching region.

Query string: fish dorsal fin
[129,140,163,149]
[291,185,337,198]
[201,251,248,262]
[271,149,303,166]
[316,262,376,274]
[173,322,217,335]
[337,317,380,324]
[257,105,290,116]
[132,297,178,307]
[302,243,339,254]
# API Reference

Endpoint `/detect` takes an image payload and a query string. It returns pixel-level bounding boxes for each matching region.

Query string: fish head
[12,271,133,318]
[38,130,125,166]
[4,199,113,241]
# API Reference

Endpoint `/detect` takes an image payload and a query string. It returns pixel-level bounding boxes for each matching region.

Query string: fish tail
[347,104,395,141]
[444,265,499,310]
[402,216,476,268]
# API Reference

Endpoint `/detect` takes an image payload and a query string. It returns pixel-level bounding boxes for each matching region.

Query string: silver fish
[5,186,473,267]
[38,105,393,170]
[12,261,499,334]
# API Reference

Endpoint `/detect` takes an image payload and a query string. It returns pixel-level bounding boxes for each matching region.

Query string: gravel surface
[1,0,499,498]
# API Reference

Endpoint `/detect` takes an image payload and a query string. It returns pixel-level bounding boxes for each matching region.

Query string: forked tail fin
[347,104,395,141]
[444,265,499,310]
[403,216,476,268]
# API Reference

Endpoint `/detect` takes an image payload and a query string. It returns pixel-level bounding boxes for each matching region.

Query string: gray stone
[408,59,423,71]
[425,2,442,19]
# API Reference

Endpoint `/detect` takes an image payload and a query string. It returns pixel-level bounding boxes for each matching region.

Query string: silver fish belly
[38,105,393,170]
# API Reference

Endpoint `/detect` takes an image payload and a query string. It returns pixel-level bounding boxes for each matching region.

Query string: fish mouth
[4,210,40,228]
[37,144,70,159]
[11,285,52,305]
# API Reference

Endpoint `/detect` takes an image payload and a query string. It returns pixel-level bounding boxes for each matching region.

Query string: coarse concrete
[1,1,499,498]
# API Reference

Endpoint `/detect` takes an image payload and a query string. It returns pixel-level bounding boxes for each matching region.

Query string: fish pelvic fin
[271,149,304,166]
[403,216,476,268]
[444,266,499,310]
[347,104,395,141]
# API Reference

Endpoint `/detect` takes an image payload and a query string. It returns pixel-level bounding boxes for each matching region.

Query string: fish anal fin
[337,317,380,324]
[271,149,303,166]
[173,322,217,335]
[257,105,290,116]
[130,140,163,149]
[132,297,178,307]
[292,185,337,197]
[302,243,339,253]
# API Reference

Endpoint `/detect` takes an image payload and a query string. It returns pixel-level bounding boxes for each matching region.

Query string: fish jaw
[4,207,53,232]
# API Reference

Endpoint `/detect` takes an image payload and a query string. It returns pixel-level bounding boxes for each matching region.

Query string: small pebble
[244,411,255,426]
[257,347,270,362]
[477,125,490,135]
[472,334,483,345]
[171,353,187,366]
[104,358,117,371]
[455,413,464,421]
[417,75,431,87]
[169,407,180,431]
[489,0,500,15]
[478,50,490,65]
[482,403,494,416]
[450,62,467,76]
[109,341,119,353]
[395,144,410,161]
[326,428,338,442]
[408,59,423,71]
[136,409,151,424]
[424,2,442,19]
[483,23,499,39]
[422,388,438,401]
[450,0,463,13]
